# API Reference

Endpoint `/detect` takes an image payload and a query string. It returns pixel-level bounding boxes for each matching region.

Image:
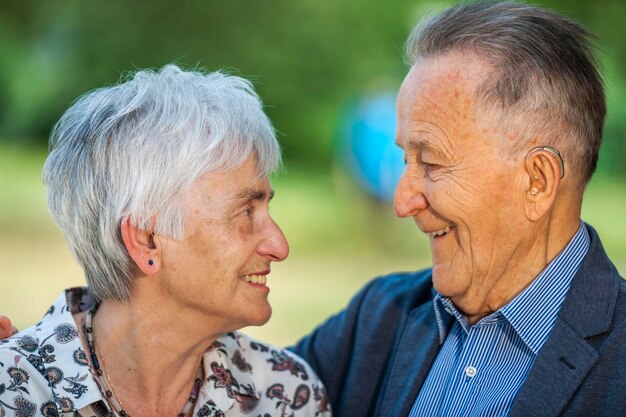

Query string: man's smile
[428,225,454,238]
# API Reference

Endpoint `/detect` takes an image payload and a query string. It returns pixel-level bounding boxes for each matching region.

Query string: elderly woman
[0,65,331,417]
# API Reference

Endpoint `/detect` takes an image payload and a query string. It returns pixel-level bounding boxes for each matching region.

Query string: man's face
[158,156,289,331]
[394,53,530,316]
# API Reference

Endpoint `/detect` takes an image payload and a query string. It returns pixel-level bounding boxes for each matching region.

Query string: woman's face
[157,156,289,331]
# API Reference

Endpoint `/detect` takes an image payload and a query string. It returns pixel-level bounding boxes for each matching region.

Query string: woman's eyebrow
[230,188,275,208]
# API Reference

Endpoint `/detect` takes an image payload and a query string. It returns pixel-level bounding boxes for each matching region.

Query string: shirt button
[465,366,477,378]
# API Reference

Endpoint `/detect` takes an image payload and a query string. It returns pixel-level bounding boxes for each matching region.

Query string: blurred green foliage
[1,0,624,178]
[0,0,421,162]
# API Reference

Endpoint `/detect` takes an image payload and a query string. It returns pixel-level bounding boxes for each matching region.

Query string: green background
[0,0,624,346]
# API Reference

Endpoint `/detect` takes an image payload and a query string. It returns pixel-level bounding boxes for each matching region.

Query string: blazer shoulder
[357,269,435,312]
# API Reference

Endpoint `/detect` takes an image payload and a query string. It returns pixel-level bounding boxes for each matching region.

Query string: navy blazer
[291,224,626,417]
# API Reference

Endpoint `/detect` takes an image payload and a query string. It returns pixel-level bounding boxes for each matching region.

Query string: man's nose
[258,218,290,262]
[393,171,429,218]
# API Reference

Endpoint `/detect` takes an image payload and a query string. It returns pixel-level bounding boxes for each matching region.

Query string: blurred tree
[0,0,623,177]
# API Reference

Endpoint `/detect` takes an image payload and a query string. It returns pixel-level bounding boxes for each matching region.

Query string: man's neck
[458,218,581,325]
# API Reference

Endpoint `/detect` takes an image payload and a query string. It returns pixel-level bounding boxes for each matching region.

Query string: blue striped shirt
[409,224,590,417]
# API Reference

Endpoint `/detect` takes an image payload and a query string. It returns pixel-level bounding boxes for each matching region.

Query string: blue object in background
[340,92,405,202]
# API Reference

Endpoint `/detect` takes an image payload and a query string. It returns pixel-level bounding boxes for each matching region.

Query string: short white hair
[43,64,281,301]
[405,1,605,186]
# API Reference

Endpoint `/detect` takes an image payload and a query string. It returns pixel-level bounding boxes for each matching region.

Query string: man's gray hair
[42,65,281,302]
[406,1,605,185]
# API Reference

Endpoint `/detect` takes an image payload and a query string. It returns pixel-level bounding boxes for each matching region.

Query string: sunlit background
[1,0,624,346]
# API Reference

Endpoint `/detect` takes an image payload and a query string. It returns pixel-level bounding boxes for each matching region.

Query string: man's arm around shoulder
[289,269,435,416]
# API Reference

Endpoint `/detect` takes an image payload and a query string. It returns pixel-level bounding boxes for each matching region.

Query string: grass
[0,143,624,346]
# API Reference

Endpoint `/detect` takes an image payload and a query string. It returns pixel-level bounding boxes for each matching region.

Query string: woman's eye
[242,206,255,217]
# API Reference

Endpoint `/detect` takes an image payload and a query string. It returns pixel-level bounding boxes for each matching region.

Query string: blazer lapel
[509,224,620,417]
[376,301,451,417]
[508,319,598,417]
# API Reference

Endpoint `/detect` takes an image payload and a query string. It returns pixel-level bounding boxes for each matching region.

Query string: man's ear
[524,147,562,221]
[120,218,160,275]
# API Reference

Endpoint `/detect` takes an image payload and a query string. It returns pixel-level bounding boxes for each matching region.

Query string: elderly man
[290,2,626,417]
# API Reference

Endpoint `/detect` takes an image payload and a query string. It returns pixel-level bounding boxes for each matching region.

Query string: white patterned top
[0,288,331,417]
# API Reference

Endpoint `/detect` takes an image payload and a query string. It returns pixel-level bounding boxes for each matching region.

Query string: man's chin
[431,262,445,282]
[430,264,458,297]
[431,278,445,298]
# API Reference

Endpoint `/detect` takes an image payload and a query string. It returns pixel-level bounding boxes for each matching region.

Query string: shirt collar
[196,332,261,414]
[433,222,590,354]
[35,288,104,413]
[501,223,590,353]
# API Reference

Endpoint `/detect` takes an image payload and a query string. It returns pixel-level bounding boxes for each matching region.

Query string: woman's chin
[243,304,273,328]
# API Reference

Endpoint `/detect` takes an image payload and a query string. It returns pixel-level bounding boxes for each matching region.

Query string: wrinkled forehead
[396,53,502,152]
[399,53,493,108]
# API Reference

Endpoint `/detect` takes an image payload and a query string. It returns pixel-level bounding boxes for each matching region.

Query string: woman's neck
[80,297,223,417]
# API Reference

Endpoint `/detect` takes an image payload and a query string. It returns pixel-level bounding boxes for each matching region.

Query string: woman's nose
[258,218,290,262]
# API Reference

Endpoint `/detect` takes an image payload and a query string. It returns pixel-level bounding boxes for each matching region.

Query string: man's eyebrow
[396,138,451,161]
[395,137,423,149]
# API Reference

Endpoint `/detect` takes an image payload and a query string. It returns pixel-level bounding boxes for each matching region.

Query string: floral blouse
[0,288,331,417]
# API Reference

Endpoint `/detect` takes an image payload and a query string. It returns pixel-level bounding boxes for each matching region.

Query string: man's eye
[421,160,440,169]
[242,206,255,217]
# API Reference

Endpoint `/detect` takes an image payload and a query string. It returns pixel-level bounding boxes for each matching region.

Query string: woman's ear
[120,218,160,275]
[523,147,563,221]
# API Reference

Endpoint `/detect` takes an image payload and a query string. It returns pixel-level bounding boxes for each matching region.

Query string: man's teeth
[429,226,452,237]
[243,275,267,285]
